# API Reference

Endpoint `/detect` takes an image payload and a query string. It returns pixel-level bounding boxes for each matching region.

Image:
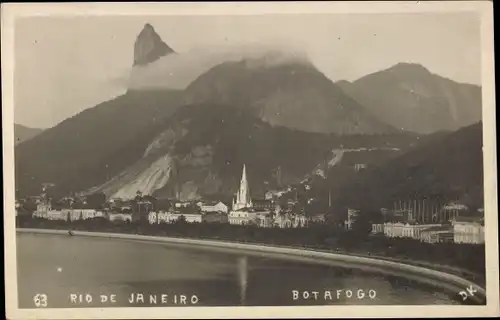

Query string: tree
[351,214,372,236]
[86,192,106,209]
[176,215,187,224]
[156,198,171,211]
[22,198,37,213]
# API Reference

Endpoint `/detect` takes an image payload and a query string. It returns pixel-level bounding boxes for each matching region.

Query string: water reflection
[237,256,248,305]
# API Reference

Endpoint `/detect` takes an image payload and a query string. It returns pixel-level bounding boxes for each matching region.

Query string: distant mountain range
[14,23,484,208]
[184,58,397,135]
[336,63,482,134]
[14,124,44,145]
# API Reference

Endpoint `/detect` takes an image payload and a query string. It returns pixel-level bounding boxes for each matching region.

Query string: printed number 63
[34,294,48,307]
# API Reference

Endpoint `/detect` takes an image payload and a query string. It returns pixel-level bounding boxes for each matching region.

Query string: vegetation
[15,90,183,197]
[331,122,484,211]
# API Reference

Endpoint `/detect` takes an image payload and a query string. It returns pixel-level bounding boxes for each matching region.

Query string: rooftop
[198,201,226,206]
[422,226,452,232]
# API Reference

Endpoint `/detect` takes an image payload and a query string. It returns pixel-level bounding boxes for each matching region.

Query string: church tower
[233,164,253,211]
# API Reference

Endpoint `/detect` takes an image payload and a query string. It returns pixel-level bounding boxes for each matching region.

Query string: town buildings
[274,212,308,228]
[345,208,360,230]
[382,222,443,239]
[354,163,366,171]
[202,212,229,224]
[371,223,384,234]
[452,216,485,244]
[148,211,203,224]
[253,199,274,211]
[197,201,228,214]
[265,190,286,200]
[419,226,454,244]
[108,212,133,223]
[229,210,259,226]
[228,164,271,226]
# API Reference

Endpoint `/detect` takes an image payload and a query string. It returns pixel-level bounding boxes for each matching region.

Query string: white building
[45,210,67,221]
[197,201,228,214]
[371,223,384,234]
[274,213,308,228]
[420,227,454,244]
[265,190,286,200]
[148,211,169,224]
[354,163,366,171]
[253,211,272,227]
[452,216,485,244]
[383,222,442,239]
[345,208,360,230]
[310,213,326,224]
[148,211,202,224]
[229,209,259,225]
[443,203,469,211]
[108,213,132,222]
[257,214,274,228]
[174,202,192,208]
[33,201,52,219]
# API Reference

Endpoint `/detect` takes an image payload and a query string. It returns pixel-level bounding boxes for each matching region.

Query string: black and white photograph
[3,2,498,319]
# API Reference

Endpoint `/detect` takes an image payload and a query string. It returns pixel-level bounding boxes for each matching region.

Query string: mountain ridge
[14,124,44,145]
[331,122,484,211]
[336,63,482,134]
[15,90,183,198]
[184,58,398,135]
[14,24,483,204]
[84,103,420,201]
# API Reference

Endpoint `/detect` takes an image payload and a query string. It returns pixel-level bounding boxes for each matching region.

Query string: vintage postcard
[2,1,498,319]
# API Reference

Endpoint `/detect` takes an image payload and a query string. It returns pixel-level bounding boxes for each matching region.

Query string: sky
[14,13,481,129]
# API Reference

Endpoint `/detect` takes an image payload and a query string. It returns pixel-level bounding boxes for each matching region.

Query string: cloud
[126,40,311,91]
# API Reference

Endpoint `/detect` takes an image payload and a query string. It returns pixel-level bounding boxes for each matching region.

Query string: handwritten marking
[458,285,478,301]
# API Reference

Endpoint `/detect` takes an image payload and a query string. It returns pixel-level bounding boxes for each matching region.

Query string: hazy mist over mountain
[128,42,310,90]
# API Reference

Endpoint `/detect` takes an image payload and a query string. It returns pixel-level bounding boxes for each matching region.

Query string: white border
[2,1,498,319]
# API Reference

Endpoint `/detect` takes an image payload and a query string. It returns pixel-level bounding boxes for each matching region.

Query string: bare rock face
[133,23,175,66]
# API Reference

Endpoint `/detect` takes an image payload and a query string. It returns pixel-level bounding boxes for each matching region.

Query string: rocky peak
[133,23,175,66]
[389,62,431,76]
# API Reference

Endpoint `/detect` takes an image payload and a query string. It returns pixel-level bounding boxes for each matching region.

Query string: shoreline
[16,227,486,304]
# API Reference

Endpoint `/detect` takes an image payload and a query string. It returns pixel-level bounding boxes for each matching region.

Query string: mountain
[85,104,419,201]
[336,63,482,134]
[15,90,183,198]
[133,23,175,66]
[332,122,484,211]
[14,124,43,145]
[16,25,446,201]
[184,57,398,135]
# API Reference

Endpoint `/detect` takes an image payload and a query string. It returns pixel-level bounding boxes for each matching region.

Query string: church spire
[233,164,252,210]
